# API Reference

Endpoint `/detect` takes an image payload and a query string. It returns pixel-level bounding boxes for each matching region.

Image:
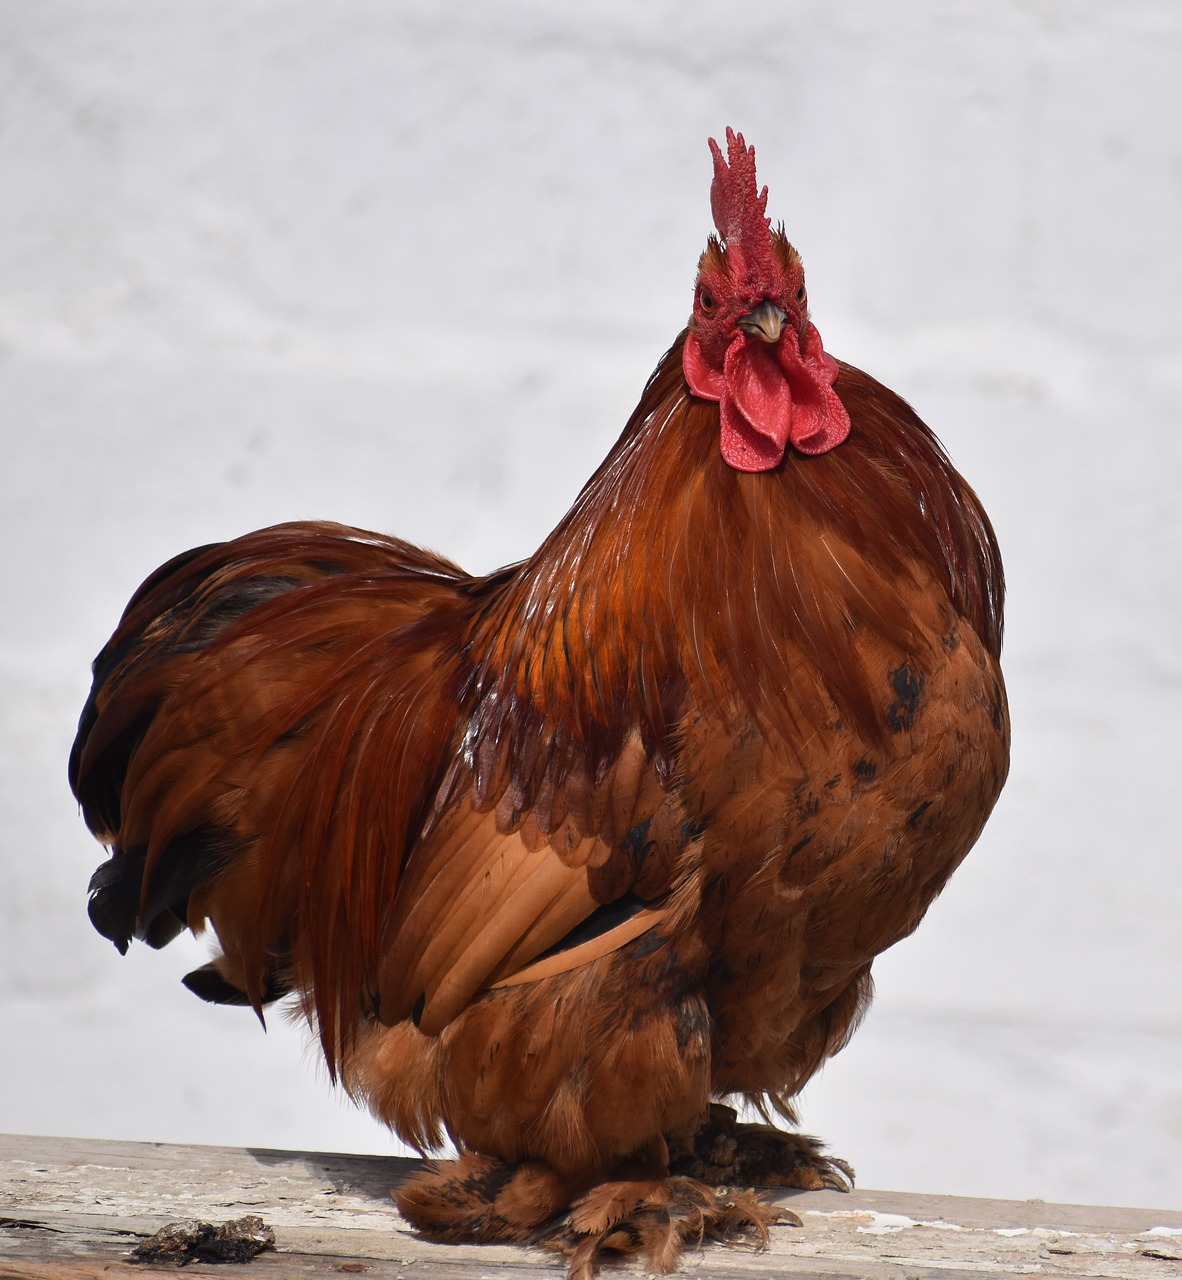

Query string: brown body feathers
[72,134,1007,1276]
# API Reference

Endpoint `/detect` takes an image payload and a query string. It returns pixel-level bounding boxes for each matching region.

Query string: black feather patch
[86,824,242,953]
[138,825,241,948]
[87,853,145,954]
[538,891,650,960]
[176,575,302,654]
[182,960,291,1007]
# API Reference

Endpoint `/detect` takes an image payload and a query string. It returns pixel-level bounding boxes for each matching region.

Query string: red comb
[707,128,777,285]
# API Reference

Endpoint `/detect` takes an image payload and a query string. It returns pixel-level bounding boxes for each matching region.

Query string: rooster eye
[795,285,806,303]
[698,287,716,315]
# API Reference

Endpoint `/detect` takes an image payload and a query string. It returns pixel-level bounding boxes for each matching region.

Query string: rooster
[71,129,1008,1276]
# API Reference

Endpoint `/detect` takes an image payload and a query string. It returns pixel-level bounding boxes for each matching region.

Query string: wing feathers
[372,715,679,1037]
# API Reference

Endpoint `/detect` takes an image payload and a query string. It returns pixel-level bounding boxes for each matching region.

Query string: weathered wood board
[2,1133,1179,1278]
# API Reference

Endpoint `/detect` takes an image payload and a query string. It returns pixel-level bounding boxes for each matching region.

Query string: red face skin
[682,133,850,472]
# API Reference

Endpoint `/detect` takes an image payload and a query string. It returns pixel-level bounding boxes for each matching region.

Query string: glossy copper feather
[72,130,1008,1277]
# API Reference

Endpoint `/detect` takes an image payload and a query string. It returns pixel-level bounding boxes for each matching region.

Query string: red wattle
[720,395,788,472]
[720,338,793,471]
[776,323,851,456]
[682,331,726,400]
[683,323,851,472]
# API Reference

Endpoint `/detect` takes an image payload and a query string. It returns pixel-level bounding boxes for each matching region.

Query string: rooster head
[684,128,851,472]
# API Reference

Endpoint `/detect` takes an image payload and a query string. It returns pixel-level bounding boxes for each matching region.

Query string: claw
[819,1155,856,1192]
[555,1177,781,1278]
[668,1106,855,1194]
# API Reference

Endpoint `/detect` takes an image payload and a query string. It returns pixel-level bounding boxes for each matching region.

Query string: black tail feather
[182,960,292,1007]
[87,853,145,954]
[139,825,240,940]
[87,824,242,955]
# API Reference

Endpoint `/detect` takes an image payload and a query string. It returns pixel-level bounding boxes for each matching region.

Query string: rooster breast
[690,577,1007,1100]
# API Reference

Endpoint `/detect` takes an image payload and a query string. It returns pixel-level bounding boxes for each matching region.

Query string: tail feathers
[72,521,472,1064]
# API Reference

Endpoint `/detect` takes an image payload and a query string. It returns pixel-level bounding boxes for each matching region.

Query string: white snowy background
[2,2,1179,1211]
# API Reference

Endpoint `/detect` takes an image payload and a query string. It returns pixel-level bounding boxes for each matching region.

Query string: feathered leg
[394,1151,576,1242]
[396,1142,789,1280]
[668,1102,854,1191]
[557,1167,787,1280]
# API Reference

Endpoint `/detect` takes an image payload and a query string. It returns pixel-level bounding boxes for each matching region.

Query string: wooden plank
[2,1133,1180,1278]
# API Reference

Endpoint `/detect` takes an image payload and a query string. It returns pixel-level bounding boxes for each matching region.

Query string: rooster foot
[669,1102,855,1192]
[553,1173,790,1280]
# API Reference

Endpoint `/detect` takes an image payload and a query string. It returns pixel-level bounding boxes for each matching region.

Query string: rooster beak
[736,301,788,344]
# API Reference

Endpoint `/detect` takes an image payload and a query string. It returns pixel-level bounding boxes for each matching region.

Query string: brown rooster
[71,129,1008,1275]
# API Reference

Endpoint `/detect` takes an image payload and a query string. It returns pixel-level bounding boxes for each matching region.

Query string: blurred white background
[2,2,1179,1211]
